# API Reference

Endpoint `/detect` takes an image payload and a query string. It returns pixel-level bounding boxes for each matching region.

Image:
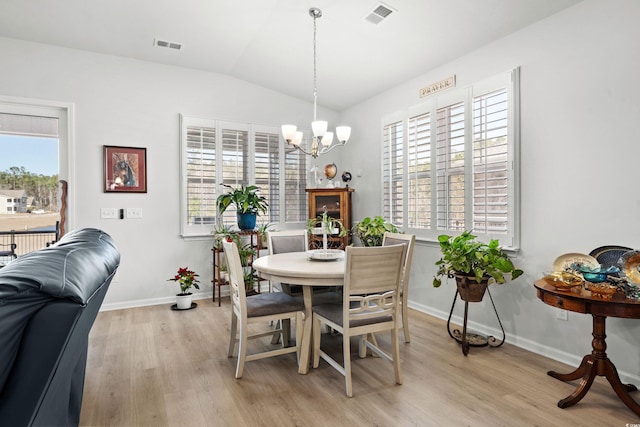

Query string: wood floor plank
[79,299,639,426]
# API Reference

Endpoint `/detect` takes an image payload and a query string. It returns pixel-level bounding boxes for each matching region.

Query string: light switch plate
[126,208,143,219]
[100,208,118,219]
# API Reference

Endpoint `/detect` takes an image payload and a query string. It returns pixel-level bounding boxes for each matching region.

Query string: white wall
[2,0,640,383]
[0,36,338,309]
[338,0,640,381]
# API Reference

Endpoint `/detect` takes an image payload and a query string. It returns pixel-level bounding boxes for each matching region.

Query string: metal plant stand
[446,286,505,355]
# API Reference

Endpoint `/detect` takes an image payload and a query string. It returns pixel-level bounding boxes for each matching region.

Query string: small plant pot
[237,212,257,230]
[455,276,489,302]
[176,293,193,309]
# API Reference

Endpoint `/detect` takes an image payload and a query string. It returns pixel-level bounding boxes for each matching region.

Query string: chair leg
[282,319,291,347]
[312,315,321,368]
[402,301,411,343]
[391,328,402,385]
[295,312,303,364]
[228,311,238,357]
[235,321,248,379]
[344,334,353,397]
[270,320,282,345]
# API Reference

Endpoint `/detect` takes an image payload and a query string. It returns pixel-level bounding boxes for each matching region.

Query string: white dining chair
[267,229,309,296]
[312,244,406,397]
[382,232,415,343]
[223,239,304,379]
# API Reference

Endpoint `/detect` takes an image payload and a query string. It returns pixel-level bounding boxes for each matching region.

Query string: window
[382,68,520,247]
[180,115,307,237]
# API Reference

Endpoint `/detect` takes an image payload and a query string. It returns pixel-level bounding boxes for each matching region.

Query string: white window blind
[381,68,520,247]
[180,115,307,237]
[382,119,404,227]
[436,101,465,231]
[254,129,280,223]
[185,123,216,227]
[284,145,307,223]
[472,88,509,234]
[220,123,249,225]
[407,112,431,228]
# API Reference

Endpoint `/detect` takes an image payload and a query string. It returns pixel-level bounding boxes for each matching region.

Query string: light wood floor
[80,298,638,426]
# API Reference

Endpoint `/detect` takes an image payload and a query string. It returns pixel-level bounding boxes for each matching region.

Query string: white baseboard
[407,300,640,385]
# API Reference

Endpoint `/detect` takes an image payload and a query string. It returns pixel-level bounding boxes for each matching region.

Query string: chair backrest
[268,229,308,256]
[343,244,406,325]
[382,232,415,295]
[222,240,247,317]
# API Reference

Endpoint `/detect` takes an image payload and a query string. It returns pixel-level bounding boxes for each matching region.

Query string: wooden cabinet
[306,188,354,249]
[212,230,263,306]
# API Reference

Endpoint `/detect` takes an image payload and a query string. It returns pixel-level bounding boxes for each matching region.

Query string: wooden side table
[534,279,640,416]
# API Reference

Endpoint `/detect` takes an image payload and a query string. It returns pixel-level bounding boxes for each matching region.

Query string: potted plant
[167,266,200,309]
[216,184,268,230]
[307,207,347,250]
[351,216,398,247]
[433,231,523,301]
[212,223,233,249]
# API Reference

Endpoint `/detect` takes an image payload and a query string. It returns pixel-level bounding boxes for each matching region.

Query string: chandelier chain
[312,10,318,121]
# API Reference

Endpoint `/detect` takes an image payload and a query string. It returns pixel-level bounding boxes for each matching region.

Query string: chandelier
[281,7,351,158]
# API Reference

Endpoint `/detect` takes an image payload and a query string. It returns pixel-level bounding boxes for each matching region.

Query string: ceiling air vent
[154,38,182,50]
[364,3,395,25]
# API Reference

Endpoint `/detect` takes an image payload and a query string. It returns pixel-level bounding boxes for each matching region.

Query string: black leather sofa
[0,228,120,427]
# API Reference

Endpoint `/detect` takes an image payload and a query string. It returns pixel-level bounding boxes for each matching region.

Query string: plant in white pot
[167,266,200,309]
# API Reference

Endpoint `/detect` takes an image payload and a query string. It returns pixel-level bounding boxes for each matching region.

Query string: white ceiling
[0,0,582,110]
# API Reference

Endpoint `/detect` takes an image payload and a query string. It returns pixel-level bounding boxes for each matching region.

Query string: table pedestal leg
[297,286,313,374]
[548,315,640,416]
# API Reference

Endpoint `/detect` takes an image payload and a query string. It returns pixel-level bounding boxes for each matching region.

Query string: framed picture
[103,145,147,193]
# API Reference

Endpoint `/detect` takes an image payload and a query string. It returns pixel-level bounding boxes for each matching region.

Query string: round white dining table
[252,251,345,374]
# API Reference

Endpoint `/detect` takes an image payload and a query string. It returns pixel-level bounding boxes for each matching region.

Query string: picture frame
[103,145,147,193]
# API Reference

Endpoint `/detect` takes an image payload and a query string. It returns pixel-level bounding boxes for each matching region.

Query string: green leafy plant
[351,216,398,247]
[212,223,234,249]
[433,231,523,288]
[216,184,268,215]
[168,267,200,295]
[306,210,347,237]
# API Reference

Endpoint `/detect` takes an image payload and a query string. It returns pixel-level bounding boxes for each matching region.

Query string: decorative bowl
[542,271,584,290]
[587,282,617,300]
[575,264,620,283]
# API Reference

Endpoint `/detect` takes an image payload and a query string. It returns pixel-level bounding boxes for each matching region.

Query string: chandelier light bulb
[336,126,351,144]
[282,125,297,142]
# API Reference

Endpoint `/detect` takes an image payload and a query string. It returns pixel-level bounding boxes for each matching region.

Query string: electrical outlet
[556,308,568,321]
[126,208,143,219]
[100,208,118,219]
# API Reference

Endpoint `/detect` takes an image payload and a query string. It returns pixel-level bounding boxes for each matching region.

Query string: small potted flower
[168,267,200,309]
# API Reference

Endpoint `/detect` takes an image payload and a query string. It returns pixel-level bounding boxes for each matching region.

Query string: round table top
[253,251,345,286]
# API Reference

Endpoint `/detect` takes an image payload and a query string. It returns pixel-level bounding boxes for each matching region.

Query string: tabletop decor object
[341,171,352,187]
[542,271,584,291]
[167,266,200,309]
[216,184,268,230]
[551,253,598,272]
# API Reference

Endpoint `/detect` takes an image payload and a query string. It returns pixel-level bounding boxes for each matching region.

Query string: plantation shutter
[184,118,217,228]
[436,101,465,231]
[382,119,404,227]
[407,111,431,228]
[219,123,249,225]
[284,142,307,222]
[254,127,280,223]
[472,88,509,235]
